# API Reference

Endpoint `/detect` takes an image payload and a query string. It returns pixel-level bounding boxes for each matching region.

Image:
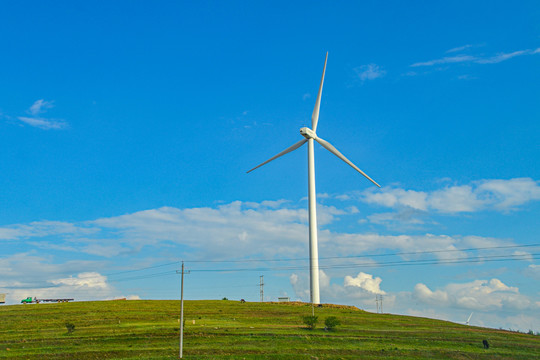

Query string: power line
[3,252,538,298]
[7,243,536,286]
[104,261,181,277]
[108,252,539,278]
[187,253,539,273]
[109,270,178,282]
[82,243,540,280]
[182,243,540,264]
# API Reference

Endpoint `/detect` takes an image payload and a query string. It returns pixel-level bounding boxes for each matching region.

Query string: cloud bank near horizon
[1,177,538,331]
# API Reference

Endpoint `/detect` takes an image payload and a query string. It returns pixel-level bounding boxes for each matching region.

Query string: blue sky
[1,1,539,332]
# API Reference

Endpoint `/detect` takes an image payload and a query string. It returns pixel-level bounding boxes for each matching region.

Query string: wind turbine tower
[247,53,380,304]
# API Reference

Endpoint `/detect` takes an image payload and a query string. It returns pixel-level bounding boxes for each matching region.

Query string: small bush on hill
[302,315,318,330]
[325,316,341,331]
[65,322,75,334]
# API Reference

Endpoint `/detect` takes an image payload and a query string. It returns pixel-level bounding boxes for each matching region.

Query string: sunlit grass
[0,300,538,359]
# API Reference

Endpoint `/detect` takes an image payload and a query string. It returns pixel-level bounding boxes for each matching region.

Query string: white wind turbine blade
[311,52,328,132]
[247,139,308,173]
[315,136,381,187]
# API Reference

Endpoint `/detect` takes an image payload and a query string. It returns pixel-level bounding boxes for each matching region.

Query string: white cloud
[289,270,394,309]
[0,253,105,284]
[512,250,533,262]
[2,202,351,261]
[346,206,359,214]
[446,44,474,53]
[429,185,482,213]
[0,198,523,270]
[81,243,131,257]
[0,220,95,241]
[0,252,145,304]
[89,201,359,258]
[344,272,385,294]
[402,298,539,332]
[476,178,540,210]
[17,116,68,130]
[28,99,54,115]
[477,50,529,64]
[354,64,386,82]
[413,279,532,311]
[0,252,130,304]
[414,283,448,304]
[362,188,428,211]
[319,269,331,288]
[411,55,477,67]
[289,273,309,301]
[0,228,23,240]
[412,47,539,67]
[91,202,310,259]
[16,99,67,130]
[325,232,480,262]
[361,178,540,215]
[29,99,53,115]
[524,264,540,279]
[26,241,78,253]
[394,277,540,331]
[261,199,290,208]
[1,197,537,330]
[51,272,109,289]
[367,209,426,228]
[3,180,533,261]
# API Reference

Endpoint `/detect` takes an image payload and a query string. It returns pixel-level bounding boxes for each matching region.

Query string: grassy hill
[1,299,539,359]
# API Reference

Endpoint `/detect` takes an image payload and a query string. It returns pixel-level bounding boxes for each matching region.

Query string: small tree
[222,297,228,300]
[65,322,75,334]
[302,315,318,330]
[324,316,341,331]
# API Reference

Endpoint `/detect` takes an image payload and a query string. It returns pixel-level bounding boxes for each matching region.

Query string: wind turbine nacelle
[300,127,316,139]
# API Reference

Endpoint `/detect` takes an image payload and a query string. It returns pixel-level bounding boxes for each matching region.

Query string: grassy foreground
[1,300,539,359]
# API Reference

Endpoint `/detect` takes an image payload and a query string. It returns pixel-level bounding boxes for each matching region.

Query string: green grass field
[1,300,539,359]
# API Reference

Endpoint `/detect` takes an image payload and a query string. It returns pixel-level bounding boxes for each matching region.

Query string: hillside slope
[1,300,539,359]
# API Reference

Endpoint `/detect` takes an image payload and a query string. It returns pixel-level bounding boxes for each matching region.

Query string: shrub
[324,316,341,331]
[65,322,75,334]
[302,315,318,330]
[222,297,228,300]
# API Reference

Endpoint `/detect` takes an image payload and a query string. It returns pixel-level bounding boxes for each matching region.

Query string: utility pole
[176,262,190,359]
[259,275,264,302]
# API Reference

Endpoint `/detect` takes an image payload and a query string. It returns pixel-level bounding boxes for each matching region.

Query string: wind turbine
[465,312,473,326]
[247,52,380,304]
